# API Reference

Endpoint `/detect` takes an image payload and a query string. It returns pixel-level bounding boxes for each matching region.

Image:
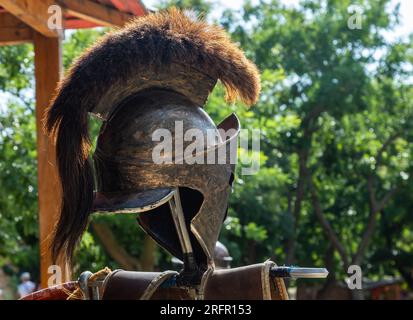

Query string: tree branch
[140,234,157,271]
[286,150,308,265]
[375,133,400,169]
[285,106,325,265]
[307,174,350,268]
[91,221,141,270]
[352,134,400,265]
[352,184,397,265]
[377,187,398,212]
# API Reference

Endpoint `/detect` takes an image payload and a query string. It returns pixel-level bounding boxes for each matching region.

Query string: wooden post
[33,31,70,288]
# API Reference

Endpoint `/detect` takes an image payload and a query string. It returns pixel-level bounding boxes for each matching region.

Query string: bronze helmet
[45,8,260,274]
[92,89,239,282]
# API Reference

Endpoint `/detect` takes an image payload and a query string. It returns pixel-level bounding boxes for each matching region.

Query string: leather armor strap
[19,282,77,300]
[140,271,179,300]
[20,261,289,300]
[102,270,179,300]
[267,261,289,300]
[261,260,274,300]
[203,262,288,300]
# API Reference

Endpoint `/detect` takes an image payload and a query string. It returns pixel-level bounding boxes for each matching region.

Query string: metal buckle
[78,271,104,300]
[78,271,93,300]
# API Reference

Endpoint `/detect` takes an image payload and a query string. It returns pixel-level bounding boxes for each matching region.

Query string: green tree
[219,0,413,297]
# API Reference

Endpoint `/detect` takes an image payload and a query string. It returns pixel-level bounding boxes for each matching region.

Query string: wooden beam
[58,0,134,27]
[64,17,99,29]
[0,0,61,37]
[33,31,70,288]
[109,0,147,16]
[0,12,33,45]
[126,0,147,16]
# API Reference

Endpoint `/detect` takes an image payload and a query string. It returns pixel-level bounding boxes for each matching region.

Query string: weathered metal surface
[91,64,217,120]
[92,89,239,272]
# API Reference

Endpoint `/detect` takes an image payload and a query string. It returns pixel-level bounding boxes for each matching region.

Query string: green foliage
[217,0,413,285]
[0,100,39,280]
[0,44,33,95]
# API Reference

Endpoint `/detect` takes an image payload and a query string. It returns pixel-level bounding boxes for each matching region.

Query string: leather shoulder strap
[102,270,178,300]
[204,261,289,300]
[263,260,289,300]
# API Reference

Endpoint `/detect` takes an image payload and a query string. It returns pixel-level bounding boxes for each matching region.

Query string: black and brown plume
[45,7,261,263]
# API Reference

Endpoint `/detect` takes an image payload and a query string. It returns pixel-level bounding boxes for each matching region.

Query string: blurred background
[0,0,412,299]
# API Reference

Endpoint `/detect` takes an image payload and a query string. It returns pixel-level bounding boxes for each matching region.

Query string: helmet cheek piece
[168,187,202,287]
